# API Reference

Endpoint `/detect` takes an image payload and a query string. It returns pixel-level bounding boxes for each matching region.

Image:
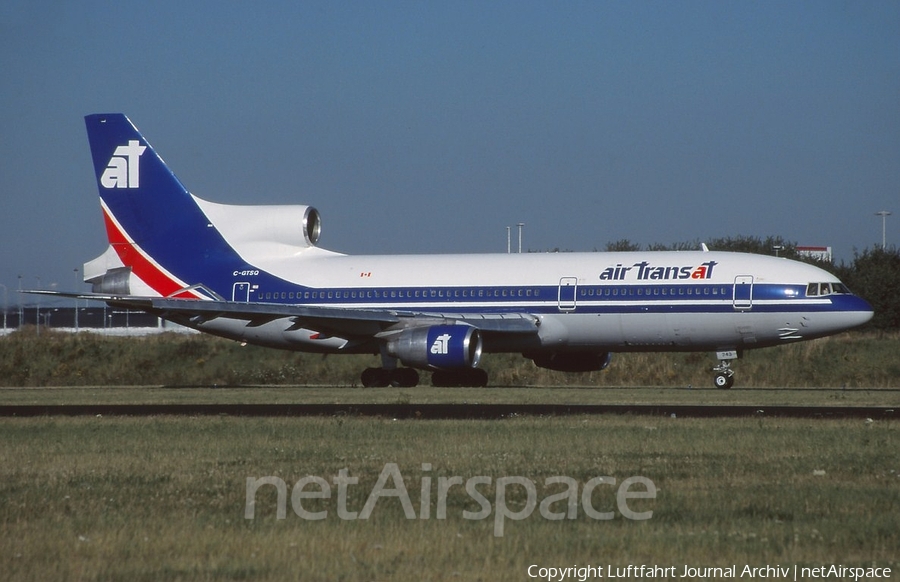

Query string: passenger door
[558,277,577,311]
[232,282,250,302]
[732,275,753,310]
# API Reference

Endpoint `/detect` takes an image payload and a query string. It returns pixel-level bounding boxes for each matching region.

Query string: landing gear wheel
[431,369,489,388]
[711,352,738,389]
[361,367,390,388]
[469,368,489,387]
[714,372,734,390]
[361,367,420,388]
[392,368,420,388]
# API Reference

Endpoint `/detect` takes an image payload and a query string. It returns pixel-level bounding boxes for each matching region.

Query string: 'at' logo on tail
[101,140,146,189]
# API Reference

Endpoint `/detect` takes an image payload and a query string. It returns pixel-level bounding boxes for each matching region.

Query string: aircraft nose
[846,295,875,328]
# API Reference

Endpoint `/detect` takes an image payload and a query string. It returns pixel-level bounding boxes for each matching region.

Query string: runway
[0,402,895,419]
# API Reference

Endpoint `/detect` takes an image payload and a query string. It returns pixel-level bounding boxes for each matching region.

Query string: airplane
[28,113,874,389]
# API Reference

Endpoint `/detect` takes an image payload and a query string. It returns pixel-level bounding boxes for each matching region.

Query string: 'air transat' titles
[599,261,718,282]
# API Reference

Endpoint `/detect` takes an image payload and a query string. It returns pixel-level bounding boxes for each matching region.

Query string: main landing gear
[360,349,490,388]
[359,367,489,388]
[431,368,489,388]
[711,350,738,389]
[360,367,420,388]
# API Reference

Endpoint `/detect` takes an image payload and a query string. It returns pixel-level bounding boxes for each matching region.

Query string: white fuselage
[190,249,871,355]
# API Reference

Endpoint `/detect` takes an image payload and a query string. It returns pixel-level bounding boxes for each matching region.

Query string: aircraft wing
[22,290,540,339]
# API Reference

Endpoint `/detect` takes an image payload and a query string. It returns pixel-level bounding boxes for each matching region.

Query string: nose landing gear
[712,350,739,389]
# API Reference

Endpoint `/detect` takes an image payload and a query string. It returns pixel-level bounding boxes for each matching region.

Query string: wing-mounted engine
[386,325,483,370]
[529,351,613,372]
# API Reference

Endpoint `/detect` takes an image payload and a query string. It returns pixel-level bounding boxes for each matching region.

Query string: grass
[1,328,897,579]
[1,415,898,581]
[1,385,898,409]
[1,328,899,388]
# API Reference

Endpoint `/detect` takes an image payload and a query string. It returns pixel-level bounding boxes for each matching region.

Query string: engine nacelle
[387,325,483,370]
[192,196,322,249]
[529,351,613,372]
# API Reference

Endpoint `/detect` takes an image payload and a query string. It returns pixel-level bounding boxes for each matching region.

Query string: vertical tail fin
[85,114,235,298]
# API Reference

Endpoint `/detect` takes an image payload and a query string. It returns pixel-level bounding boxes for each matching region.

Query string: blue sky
[1,1,898,303]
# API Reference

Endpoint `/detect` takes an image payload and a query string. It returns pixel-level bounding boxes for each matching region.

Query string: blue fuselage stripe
[236,281,864,315]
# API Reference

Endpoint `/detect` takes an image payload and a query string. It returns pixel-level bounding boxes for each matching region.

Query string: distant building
[797,246,832,262]
[0,306,186,334]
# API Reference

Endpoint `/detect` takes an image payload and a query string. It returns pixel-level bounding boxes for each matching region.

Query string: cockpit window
[832,283,850,294]
[807,282,851,297]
